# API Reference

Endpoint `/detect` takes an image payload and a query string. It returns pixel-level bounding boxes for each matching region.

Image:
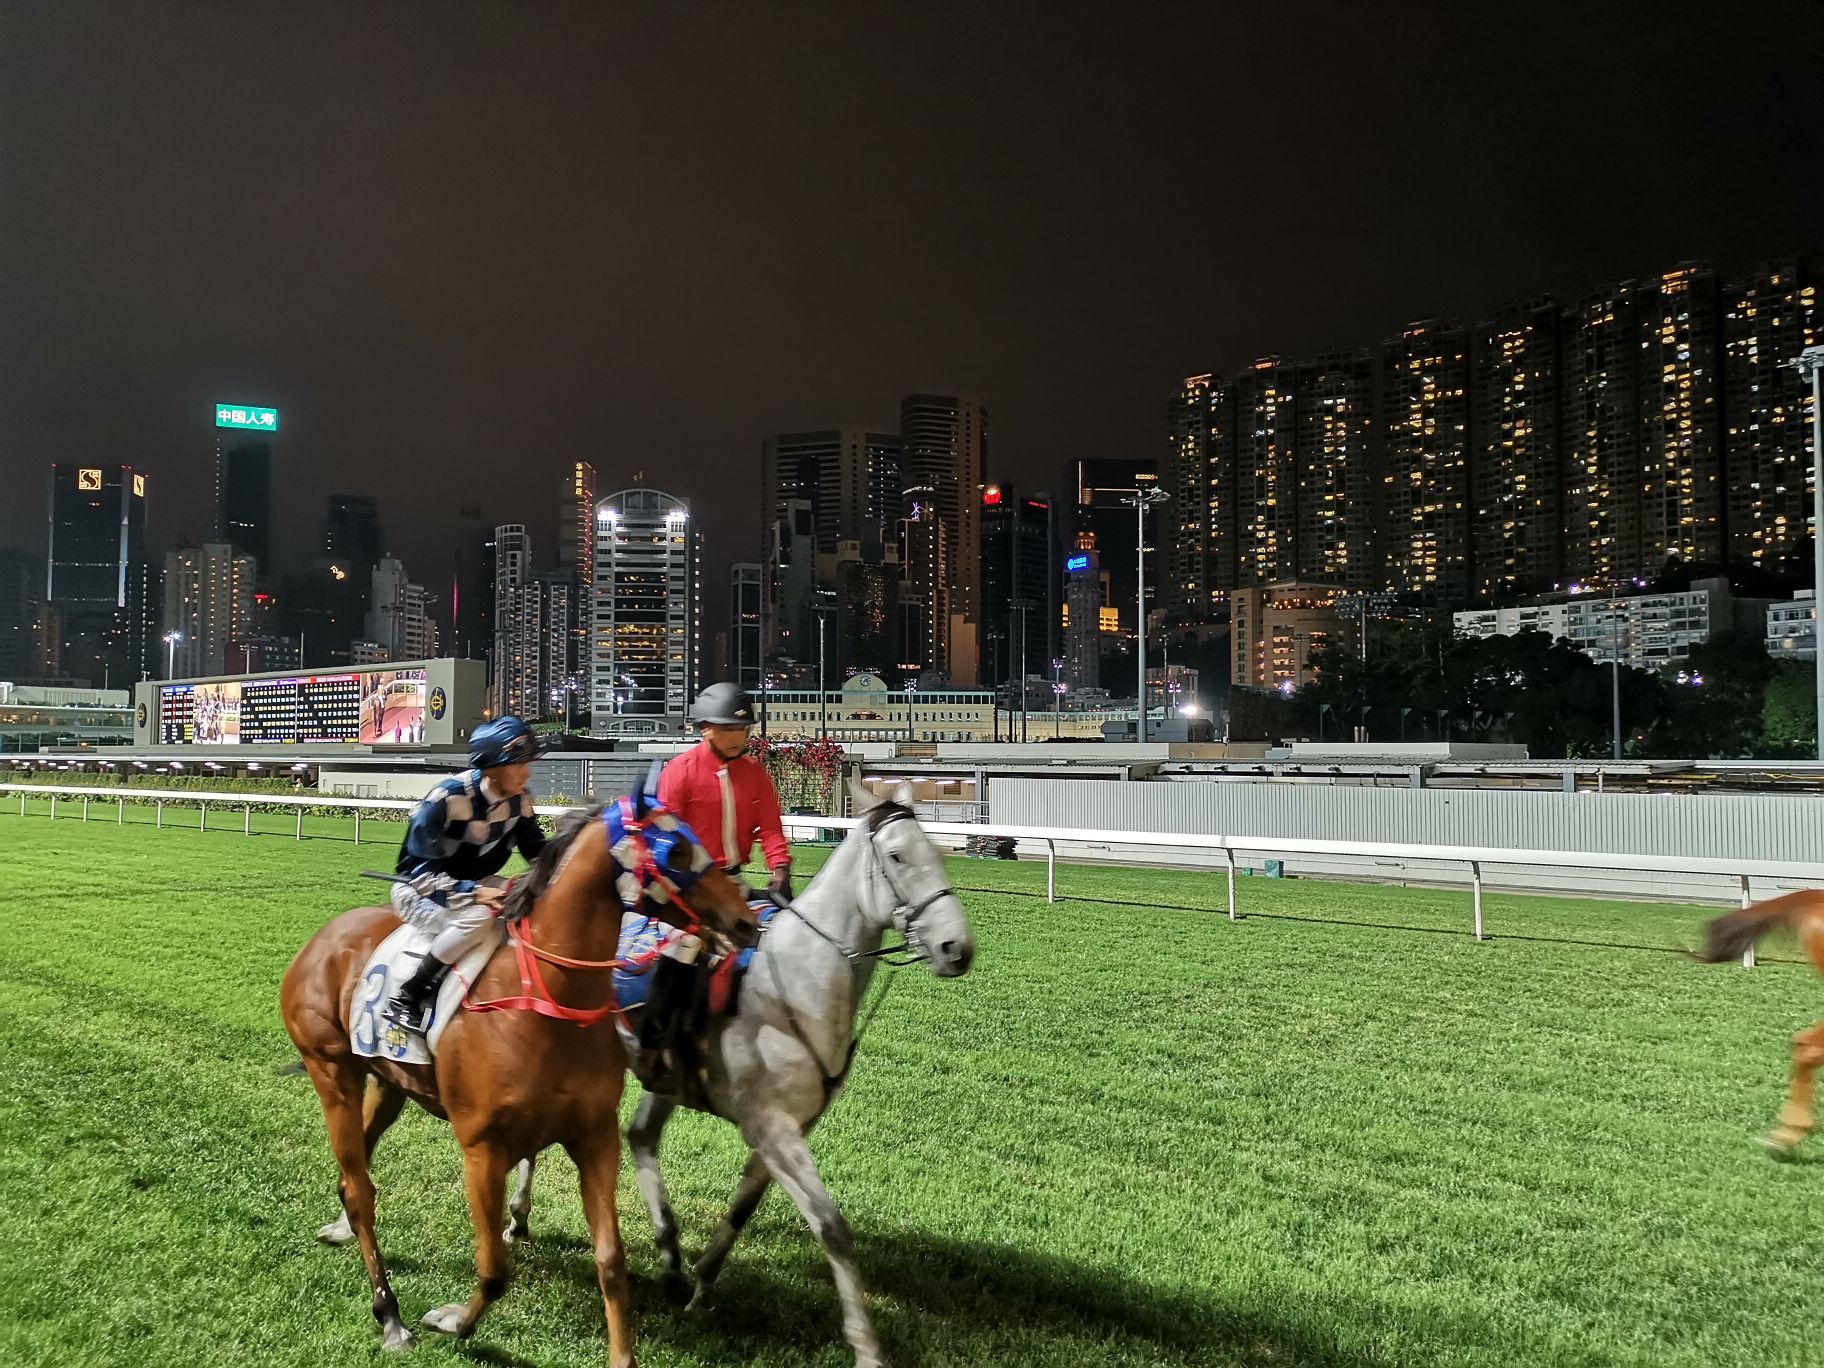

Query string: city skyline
[6,3,1822,604]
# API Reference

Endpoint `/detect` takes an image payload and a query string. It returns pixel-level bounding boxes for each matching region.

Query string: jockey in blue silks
[381,716,548,1033]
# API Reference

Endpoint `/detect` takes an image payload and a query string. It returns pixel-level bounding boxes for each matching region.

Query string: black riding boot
[383,954,450,1034]
[637,955,693,1057]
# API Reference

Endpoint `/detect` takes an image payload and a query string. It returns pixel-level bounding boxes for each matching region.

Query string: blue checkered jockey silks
[601,794,713,915]
[391,769,546,928]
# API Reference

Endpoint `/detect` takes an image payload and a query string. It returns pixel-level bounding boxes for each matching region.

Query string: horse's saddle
[612,898,780,1101]
[348,920,504,1067]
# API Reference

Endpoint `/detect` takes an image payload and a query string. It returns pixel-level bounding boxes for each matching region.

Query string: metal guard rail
[8,782,1819,966]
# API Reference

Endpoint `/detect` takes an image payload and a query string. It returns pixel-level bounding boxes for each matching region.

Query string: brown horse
[281,796,759,1364]
[1699,889,1824,1156]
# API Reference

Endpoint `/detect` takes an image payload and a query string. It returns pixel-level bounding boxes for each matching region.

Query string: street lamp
[162,630,184,679]
[1051,657,1064,739]
[905,676,918,741]
[1119,486,1169,742]
[1010,599,1033,743]
[812,591,837,739]
[1791,344,1824,758]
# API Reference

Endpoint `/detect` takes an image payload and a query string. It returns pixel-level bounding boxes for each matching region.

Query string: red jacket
[658,740,790,872]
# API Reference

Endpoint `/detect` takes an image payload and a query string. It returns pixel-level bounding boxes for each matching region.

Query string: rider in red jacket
[637,682,791,1078]
[658,682,792,896]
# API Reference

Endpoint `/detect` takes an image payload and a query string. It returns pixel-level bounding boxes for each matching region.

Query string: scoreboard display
[158,668,426,746]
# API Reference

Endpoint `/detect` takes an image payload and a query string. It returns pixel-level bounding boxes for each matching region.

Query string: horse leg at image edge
[570,1127,637,1368]
[505,1154,535,1243]
[689,1149,772,1310]
[1764,1021,1824,1156]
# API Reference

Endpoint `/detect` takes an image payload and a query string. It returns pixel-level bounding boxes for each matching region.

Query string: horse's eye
[889,852,904,864]
[665,842,694,871]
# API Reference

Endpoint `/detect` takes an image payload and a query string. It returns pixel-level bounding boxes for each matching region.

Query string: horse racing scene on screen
[8,5,1824,1368]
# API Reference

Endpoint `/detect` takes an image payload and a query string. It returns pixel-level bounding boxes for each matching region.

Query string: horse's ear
[890,782,915,810]
[848,777,883,813]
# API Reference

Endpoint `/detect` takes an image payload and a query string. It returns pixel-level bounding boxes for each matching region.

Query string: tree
[1760,661,1817,757]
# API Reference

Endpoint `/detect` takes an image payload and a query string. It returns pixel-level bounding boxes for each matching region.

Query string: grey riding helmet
[691,682,757,727]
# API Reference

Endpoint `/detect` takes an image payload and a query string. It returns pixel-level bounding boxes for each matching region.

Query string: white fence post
[156,801,163,829]
[353,810,361,844]
[199,802,207,832]
[117,796,123,825]
[1472,860,1485,941]
[296,808,304,842]
[49,793,56,821]
[244,805,251,837]
[82,796,89,822]
[1739,874,1756,969]
[1045,839,1057,904]
[1224,847,1237,920]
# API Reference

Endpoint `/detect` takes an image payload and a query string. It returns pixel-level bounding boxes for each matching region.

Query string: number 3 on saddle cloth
[612,895,780,1082]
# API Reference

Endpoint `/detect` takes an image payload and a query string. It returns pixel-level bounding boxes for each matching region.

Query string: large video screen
[359,669,427,745]
[159,667,420,745]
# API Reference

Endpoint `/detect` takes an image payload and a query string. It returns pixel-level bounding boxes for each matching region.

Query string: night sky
[5,2,1823,607]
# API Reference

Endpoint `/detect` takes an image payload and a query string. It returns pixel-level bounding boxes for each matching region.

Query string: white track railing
[7,782,1820,966]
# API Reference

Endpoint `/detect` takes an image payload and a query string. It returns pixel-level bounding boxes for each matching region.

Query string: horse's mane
[862,800,915,831]
[502,802,604,921]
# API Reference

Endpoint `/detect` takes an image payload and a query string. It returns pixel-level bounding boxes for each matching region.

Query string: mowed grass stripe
[2,812,1819,1367]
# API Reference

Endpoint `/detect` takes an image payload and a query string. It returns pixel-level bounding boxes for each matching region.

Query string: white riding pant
[390,874,509,964]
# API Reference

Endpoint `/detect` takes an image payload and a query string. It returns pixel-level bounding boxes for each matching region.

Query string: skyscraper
[559,461,597,586]
[492,525,535,715]
[898,485,949,676]
[322,494,383,572]
[1638,263,1724,569]
[365,558,438,662]
[453,506,494,661]
[1724,258,1822,567]
[214,404,277,578]
[162,544,256,678]
[1563,282,1642,586]
[761,430,903,554]
[901,395,987,682]
[1381,321,1472,600]
[1165,374,1218,620]
[0,549,48,680]
[1296,349,1377,593]
[731,563,763,690]
[45,462,153,685]
[1061,533,1108,691]
[591,489,699,731]
[980,484,1057,689]
[1230,358,1301,586]
[1472,299,1562,599]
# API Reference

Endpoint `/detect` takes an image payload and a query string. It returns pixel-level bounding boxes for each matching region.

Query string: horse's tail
[1697,889,1824,963]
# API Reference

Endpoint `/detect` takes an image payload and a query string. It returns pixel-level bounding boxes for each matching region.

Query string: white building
[161,543,255,677]
[591,488,699,734]
[1454,577,1769,668]
[1766,589,1817,661]
[366,558,439,664]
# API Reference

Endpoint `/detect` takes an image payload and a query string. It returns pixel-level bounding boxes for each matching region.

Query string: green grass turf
[1,807,1819,1367]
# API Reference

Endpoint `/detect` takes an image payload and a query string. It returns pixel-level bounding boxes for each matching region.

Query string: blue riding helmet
[469,715,544,769]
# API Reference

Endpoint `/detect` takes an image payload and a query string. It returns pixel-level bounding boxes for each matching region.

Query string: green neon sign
[215,404,279,431]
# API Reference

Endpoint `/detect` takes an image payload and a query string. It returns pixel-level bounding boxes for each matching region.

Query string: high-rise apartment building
[1231,357,1302,587]
[365,558,439,662]
[1639,263,1724,569]
[1562,282,1642,585]
[1381,321,1472,601]
[1724,258,1822,566]
[1165,374,1218,619]
[901,395,986,682]
[898,485,949,676]
[591,488,699,732]
[162,544,256,678]
[1473,298,1562,599]
[0,549,48,680]
[1296,349,1377,592]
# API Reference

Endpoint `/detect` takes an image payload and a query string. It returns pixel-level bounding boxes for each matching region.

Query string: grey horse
[507,781,976,1367]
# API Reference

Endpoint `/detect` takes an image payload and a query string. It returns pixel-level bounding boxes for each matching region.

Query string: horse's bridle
[782,807,955,967]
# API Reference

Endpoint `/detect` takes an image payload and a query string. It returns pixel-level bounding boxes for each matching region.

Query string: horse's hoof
[660,1269,692,1305]
[685,1283,712,1315]
[381,1325,415,1353]
[421,1304,473,1337]
[317,1215,355,1246]
[502,1221,530,1245]
[1760,1128,1806,1159]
